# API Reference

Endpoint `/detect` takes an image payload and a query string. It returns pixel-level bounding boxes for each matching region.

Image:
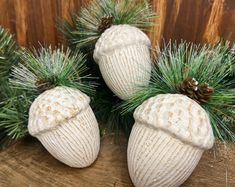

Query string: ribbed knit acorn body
[93,25,152,100]
[28,87,100,168]
[128,94,214,187]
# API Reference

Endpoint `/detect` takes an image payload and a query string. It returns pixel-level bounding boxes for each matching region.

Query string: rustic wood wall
[150,0,235,47]
[0,0,235,48]
[0,0,89,48]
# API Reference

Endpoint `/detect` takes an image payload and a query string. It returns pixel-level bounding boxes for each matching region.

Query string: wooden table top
[0,134,235,187]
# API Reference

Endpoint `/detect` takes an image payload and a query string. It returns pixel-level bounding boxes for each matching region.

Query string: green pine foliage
[231,44,235,76]
[0,93,31,148]
[0,26,21,101]
[59,0,155,51]
[10,47,96,97]
[0,26,30,148]
[0,26,20,81]
[119,41,235,141]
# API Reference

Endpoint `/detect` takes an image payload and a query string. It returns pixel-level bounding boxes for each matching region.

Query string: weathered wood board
[0,135,235,187]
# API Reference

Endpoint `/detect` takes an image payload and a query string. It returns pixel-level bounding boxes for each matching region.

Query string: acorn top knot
[177,77,214,104]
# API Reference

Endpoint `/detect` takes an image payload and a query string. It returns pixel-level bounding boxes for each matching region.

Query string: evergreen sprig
[119,41,235,141]
[0,26,21,102]
[0,26,20,81]
[0,26,28,148]
[10,47,96,97]
[59,0,155,51]
[0,93,31,148]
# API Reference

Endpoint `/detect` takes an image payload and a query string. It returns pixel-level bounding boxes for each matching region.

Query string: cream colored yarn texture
[28,86,100,168]
[128,94,214,187]
[93,24,152,100]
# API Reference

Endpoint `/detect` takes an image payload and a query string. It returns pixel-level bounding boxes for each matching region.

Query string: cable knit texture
[128,94,214,187]
[28,86,100,168]
[93,25,152,100]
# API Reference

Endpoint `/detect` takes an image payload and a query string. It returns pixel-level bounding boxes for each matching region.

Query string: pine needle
[0,26,29,148]
[0,26,20,81]
[0,93,31,149]
[0,26,21,101]
[10,47,96,97]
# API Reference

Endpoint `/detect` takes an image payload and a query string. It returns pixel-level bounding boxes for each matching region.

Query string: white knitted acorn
[93,24,152,100]
[28,86,100,168]
[128,94,214,187]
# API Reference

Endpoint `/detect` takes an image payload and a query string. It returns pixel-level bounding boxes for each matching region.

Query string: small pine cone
[176,77,198,100]
[177,78,214,104]
[196,83,214,103]
[98,16,114,33]
[35,80,55,93]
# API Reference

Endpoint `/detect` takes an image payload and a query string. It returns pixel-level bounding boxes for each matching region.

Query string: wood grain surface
[150,0,235,47]
[0,135,235,187]
[1,0,235,48]
[0,0,89,48]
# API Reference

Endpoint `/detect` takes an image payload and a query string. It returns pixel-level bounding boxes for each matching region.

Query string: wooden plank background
[0,0,89,48]
[0,0,235,48]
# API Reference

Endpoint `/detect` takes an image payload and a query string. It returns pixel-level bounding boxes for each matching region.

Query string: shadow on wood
[0,134,235,187]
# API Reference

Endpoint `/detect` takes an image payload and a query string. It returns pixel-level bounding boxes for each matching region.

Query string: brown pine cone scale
[98,16,114,33]
[35,80,55,93]
[177,77,214,104]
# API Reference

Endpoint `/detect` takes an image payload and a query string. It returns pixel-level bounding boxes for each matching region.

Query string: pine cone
[35,80,55,93]
[176,77,198,99]
[196,83,214,103]
[98,16,114,33]
[177,77,214,104]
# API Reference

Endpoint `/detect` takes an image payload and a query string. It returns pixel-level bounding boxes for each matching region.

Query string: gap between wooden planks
[0,134,235,187]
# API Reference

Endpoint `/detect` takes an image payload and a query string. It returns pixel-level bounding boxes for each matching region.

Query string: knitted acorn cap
[134,94,214,150]
[93,24,151,63]
[28,86,90,136]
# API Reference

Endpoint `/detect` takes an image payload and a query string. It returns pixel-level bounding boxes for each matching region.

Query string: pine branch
[0,26,20,81]
[119,41,235,142]
[58,0,156,52]
[0,93,31,149]
[0,26,21,102]
[0,27,30,148]
[10,47,96,97]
